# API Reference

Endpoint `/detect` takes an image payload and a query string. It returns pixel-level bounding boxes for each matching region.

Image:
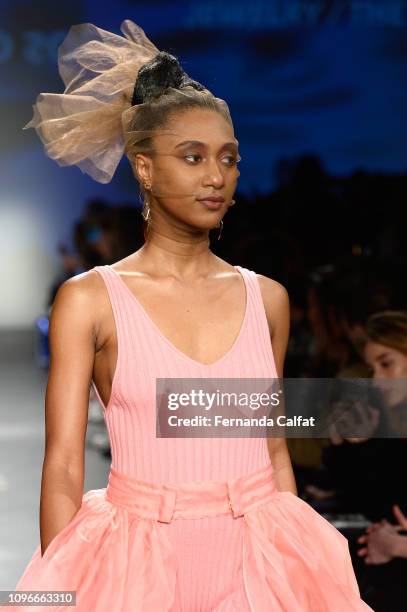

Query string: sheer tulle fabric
[6,465,372,611]
[23,20,159,183]
[22,19,232,184]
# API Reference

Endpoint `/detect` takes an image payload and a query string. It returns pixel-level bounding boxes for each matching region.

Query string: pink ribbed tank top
[91,264,277,484]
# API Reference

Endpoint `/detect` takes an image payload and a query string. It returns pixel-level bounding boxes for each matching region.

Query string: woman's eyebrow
[375,352,392,360]
[174,140,239,149]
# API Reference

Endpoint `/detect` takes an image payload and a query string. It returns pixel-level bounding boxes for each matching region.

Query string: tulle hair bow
[23,20,160,184]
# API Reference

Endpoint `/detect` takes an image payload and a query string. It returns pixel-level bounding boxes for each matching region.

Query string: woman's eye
[223,155,241,165]
[380,361,392,369]
[184,154,202,163]
[183,154,242,165]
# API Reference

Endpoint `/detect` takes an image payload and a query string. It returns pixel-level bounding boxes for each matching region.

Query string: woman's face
[136,107,240,231]
[364,340,407,406]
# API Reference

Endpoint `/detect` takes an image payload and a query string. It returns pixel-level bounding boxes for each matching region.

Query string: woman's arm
[40,273,97,557]
[258,276,298,495]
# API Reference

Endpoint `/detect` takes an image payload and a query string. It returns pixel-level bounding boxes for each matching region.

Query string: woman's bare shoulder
[53,268,107,306]
[255,273,290,335]
[50,270,111,334]
[49,269,113,349]
[256,274,289,301]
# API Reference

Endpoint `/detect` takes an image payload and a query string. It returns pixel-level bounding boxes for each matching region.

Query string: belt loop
[227,480,244,519]
[157,485,177,523]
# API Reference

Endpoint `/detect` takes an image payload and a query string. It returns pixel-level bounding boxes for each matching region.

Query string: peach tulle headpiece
[23,20,162,183]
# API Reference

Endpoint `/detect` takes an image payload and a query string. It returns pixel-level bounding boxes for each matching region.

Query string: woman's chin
[188,218,224,232]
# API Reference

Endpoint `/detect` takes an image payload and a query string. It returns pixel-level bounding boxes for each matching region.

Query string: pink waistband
[106,462,277,523]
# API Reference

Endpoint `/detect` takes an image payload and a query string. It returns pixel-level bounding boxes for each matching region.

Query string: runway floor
[0,329,110,590]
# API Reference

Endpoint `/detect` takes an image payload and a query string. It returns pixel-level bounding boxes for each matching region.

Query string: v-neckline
[107,264,249,369]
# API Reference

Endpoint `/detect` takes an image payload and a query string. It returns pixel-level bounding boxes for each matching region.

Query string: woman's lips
[197,198,224,210]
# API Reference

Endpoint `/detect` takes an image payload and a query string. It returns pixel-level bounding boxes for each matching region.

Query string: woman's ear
[133,153,152,186]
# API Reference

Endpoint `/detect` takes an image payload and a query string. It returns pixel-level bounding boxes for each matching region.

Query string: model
[8,19,373,611]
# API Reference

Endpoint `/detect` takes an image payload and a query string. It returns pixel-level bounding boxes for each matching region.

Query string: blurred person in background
[318,310,407,523]
[353,310,407,611]
[296,262,403,503]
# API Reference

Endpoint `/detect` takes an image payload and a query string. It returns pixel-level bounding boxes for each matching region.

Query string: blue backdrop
[1,0,406,251]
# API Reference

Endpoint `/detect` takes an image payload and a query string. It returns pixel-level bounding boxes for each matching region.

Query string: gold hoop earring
[217,219,223,240]
[141,200,150,222]
[141,181,152,222]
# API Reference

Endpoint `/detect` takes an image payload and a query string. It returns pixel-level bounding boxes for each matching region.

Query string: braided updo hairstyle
[125,51,233,233]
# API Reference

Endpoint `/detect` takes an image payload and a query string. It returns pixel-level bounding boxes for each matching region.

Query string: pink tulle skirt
[7,463,373,611]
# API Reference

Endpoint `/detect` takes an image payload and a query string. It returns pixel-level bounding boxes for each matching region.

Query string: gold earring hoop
[141,200,150,222]
[217,219,223,240]
[141,181,152,222]
[142,198,151,241]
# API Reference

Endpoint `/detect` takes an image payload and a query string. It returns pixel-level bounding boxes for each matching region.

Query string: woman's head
[363,310,407,406]
[123,51,240,239]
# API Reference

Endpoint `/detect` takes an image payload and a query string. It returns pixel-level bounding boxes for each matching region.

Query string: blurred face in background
[364,340,407,407]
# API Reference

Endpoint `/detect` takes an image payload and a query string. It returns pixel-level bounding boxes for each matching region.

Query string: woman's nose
[202,159,225,186]
[372,375,390,393]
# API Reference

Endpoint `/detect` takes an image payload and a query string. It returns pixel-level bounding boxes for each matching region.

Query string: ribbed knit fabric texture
[92,264,277,484]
